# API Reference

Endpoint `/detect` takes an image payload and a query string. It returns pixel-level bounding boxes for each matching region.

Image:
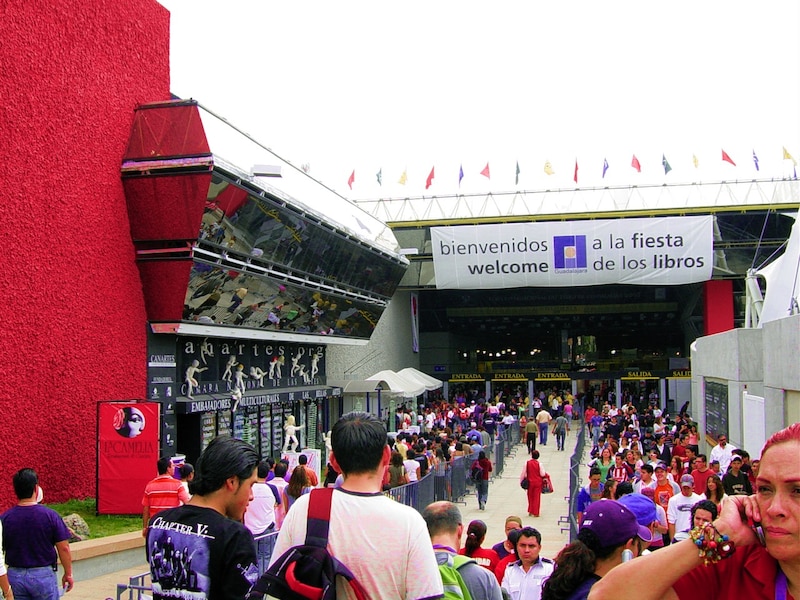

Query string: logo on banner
[553,235,587,272]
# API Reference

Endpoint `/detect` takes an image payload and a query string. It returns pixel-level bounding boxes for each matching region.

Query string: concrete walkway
[460,429,580,560]
[71,430,583,598]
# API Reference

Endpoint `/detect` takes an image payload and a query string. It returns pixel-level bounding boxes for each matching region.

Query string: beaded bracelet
[689,523,736,566]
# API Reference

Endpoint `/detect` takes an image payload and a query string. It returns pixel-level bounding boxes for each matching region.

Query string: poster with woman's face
[113,406,146,438]
[98,401,160,514]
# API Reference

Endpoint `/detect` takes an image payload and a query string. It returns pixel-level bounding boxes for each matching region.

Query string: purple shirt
[1,505,70,568]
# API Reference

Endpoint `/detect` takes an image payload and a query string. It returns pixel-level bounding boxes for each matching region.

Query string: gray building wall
[327,290,419,379]
[691,313,799,456]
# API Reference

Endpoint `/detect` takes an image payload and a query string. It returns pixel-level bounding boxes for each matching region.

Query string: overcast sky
[159,1,800,201]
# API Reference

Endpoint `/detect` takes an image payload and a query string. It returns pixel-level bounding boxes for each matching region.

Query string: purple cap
[654,462,668,471]
[618,493,657,534]
[680,474,695,487]
[580,500,652,545]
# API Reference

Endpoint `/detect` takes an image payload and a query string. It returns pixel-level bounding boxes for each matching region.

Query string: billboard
[97,401,161,514]
[431,216,713,289]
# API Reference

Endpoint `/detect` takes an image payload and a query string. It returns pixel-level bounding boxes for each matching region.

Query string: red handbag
[542,474,554,494]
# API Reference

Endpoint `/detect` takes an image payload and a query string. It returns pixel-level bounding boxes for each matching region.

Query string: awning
[367,370,427,398]
[397,367,443,391]
[327,379,401,395]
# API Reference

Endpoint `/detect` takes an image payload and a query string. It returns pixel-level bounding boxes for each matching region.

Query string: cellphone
[752,521,766,546]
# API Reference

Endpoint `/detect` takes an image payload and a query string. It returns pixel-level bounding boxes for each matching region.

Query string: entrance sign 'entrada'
[432,216,713,289]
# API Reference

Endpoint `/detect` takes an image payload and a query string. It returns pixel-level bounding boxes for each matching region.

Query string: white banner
[432,216,713,289]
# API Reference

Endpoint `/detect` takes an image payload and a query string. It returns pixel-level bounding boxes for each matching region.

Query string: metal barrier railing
[564,421,587,542]
[253,529,281,575]
[115,571,151,600]
[117,420,526,592]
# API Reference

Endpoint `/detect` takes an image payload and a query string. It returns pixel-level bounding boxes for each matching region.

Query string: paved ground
[73,430,583,599]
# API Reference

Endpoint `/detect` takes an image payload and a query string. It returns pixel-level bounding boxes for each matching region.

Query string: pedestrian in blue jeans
[536,409,552,446]
[474,451,493,510]
[2,468,74,600]
[552,414,569,451]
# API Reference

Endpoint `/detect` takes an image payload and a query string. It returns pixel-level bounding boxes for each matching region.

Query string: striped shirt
[142,475,189,520]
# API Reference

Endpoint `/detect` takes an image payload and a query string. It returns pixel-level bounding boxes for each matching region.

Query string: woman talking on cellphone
[588,422,800,600]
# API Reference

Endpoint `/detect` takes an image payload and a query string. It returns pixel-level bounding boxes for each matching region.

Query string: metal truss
[353,179,800,225]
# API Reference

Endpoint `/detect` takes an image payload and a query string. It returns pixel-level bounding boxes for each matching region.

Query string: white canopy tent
[396,367,443,392]
[366,369,427,398]
[327,378,403,396]
[756,209,800,324]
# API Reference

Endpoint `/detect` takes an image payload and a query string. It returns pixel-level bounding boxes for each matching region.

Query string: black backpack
[246,487,369,600]
[470,461,483,482]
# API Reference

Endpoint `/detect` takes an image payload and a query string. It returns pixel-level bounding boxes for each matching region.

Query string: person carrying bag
[521,449,546,517]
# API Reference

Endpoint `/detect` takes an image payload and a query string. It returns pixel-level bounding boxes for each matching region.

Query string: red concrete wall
[0,0,170,506]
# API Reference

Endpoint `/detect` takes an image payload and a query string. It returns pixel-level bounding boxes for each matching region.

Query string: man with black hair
[501,526,554,600]
[422,501,503,600]
[244,461,281,574]
[146,436,260,600]
[142,457,190,537]
[576,467,605,525]
[2,468,73,599]
[721,454,752,496]
[295,453,318,487]
[271,411,443,599]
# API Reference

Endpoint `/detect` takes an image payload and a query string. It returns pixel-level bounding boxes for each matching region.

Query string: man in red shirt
[689,454,714,495]
[671,434,688,462]
[142,457,190,536]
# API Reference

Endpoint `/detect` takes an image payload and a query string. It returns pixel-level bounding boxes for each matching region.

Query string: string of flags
[346,146,797,189]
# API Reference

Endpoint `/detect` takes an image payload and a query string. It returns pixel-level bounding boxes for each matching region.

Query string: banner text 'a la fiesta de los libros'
[431,216,713,289]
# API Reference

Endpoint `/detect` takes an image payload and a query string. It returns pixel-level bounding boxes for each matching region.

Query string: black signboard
[704,380,729,439]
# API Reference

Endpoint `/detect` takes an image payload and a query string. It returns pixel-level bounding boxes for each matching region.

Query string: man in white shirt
[633,464,657,494]
[271,412,443,600]
[501,526,554,600]
[708,433,737,475]
[244,461,280,573]
[666,474,703,541]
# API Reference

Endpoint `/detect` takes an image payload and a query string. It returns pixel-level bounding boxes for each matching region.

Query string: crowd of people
[6,385,794,600]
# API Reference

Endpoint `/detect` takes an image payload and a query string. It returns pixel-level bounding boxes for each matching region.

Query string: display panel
[201,412,216,451]
[704,380,729,440]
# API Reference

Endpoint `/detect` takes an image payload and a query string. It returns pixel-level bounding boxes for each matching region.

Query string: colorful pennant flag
[752,150,759,171]
[480,163,491,179]
[515,161,521,185]
[692,154,699,168]
[722,149,736,166]
[783,146,797,166]
[347,170,355,190]
[544,161,554,175]
[376,168,382,185]
[602,158,609,178]
[662,154,672,175]
[425,167,435,190]
[458,164,464,186]
[631,155,641,173]
[398,169,407,185]
[573,160,578,184]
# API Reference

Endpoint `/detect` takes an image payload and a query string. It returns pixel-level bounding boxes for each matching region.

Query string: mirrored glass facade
[184,171,403,339]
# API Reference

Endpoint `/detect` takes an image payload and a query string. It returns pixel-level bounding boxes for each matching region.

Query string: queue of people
[6,401,793,600]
